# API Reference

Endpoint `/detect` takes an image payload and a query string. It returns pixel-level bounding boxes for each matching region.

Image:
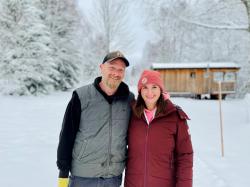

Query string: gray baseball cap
[102,51,129,67]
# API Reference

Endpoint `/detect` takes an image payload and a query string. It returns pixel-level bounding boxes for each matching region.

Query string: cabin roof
[151,62,240,69]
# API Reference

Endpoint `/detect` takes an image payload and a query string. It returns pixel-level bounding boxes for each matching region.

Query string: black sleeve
[56,91,81,178]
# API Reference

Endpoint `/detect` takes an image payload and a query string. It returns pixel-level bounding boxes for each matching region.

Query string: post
[246,94,250,124]
[218,81,224,157]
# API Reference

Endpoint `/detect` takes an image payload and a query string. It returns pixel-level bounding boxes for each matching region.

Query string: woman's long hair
[132,92,167,118]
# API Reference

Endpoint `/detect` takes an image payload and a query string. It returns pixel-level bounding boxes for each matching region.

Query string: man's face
[100,59,126,90]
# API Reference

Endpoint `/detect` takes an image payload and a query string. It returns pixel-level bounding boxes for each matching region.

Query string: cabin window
[224,72,236,82]
[213,72,236,82]
[213,72,223,82]
[190,72,196,78]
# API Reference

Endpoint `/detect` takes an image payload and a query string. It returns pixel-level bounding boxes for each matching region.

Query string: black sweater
[56,77,131,178]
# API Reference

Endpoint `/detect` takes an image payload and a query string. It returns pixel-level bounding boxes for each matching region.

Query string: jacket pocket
[150,154,174,180]
[72,139,88,160]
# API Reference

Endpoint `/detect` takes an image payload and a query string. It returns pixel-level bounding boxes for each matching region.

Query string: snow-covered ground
[1,91,250,187]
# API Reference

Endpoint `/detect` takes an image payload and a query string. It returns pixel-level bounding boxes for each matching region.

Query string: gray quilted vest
[71,84,133,178]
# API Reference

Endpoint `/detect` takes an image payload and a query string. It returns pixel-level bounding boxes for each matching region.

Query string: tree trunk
[242,0,250,31]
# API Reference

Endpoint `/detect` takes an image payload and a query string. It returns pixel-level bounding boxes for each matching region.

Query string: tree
[241,0,250,30]
[93,0,134,53]
[142,0,248,61]
[38,0,82,90]
[0,0,58,95]
[240,0,250,94]
[141,0,250,95]
[80,0,135,77]
[140,1,201,62]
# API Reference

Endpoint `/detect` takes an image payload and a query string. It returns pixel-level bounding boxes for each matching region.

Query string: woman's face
[141,83,161,109]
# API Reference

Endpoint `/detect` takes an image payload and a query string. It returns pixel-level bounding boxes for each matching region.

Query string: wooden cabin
[151,62,240,99]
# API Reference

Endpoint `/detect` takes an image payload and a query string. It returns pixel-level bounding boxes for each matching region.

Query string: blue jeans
[68,175,122,187]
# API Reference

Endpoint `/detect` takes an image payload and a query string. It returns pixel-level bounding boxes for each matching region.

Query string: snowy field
[1,91,250,187]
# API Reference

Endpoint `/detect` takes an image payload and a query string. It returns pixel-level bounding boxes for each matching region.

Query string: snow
[0,91,250,187]
[151,62,241,69]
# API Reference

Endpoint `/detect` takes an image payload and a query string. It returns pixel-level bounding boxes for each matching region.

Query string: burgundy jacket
[125,100,193,187]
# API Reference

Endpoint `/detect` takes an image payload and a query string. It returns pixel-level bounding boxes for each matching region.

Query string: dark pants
[68,175,122,187]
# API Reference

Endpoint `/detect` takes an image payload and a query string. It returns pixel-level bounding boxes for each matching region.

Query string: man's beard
[105,78,121,89]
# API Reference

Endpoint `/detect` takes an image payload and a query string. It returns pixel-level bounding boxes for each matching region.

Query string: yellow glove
[58,178,69,187]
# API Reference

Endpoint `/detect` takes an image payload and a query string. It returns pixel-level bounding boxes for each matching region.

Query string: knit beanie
[137,70,165,92]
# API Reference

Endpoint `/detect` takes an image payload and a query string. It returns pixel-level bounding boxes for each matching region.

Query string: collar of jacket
[135,99,177,123]
[156,99,177,118]
[93,77,130,103]
[156,99,190,120]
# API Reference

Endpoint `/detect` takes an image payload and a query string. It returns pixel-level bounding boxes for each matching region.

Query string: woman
[125,70,193,187]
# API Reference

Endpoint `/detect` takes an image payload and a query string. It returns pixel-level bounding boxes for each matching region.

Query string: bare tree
[240,0,250,94]
[140,0,250,95]
[142,0,248,58]
[80,0,135,78]
[241,0,250,31]
[141,1,207,62]
[92,0,134,54]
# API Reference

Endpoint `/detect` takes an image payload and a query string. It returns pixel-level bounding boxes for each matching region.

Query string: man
[57,51,134,187]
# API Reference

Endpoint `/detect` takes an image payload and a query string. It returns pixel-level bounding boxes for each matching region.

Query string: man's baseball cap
[102,51,129,67]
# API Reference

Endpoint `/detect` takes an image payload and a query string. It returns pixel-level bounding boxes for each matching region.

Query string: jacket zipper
[107,104,112,175]
[170,152,173,169]
[144,123,150,187]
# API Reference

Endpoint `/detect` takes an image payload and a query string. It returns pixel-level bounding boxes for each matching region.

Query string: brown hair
[132,93,167,118]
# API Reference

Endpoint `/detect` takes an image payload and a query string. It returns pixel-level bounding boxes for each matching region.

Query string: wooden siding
[156,68,239,95]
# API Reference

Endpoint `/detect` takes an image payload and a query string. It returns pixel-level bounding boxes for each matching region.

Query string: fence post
[218,81,224,157]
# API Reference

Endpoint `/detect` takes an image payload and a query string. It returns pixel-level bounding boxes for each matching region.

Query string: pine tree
[38,0,82,90]
[0,0,58,95]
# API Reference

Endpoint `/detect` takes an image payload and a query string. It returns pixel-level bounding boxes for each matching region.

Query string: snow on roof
[151,62,240,69]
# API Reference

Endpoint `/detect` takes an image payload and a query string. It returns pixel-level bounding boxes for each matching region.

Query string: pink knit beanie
[138,70,165,92]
